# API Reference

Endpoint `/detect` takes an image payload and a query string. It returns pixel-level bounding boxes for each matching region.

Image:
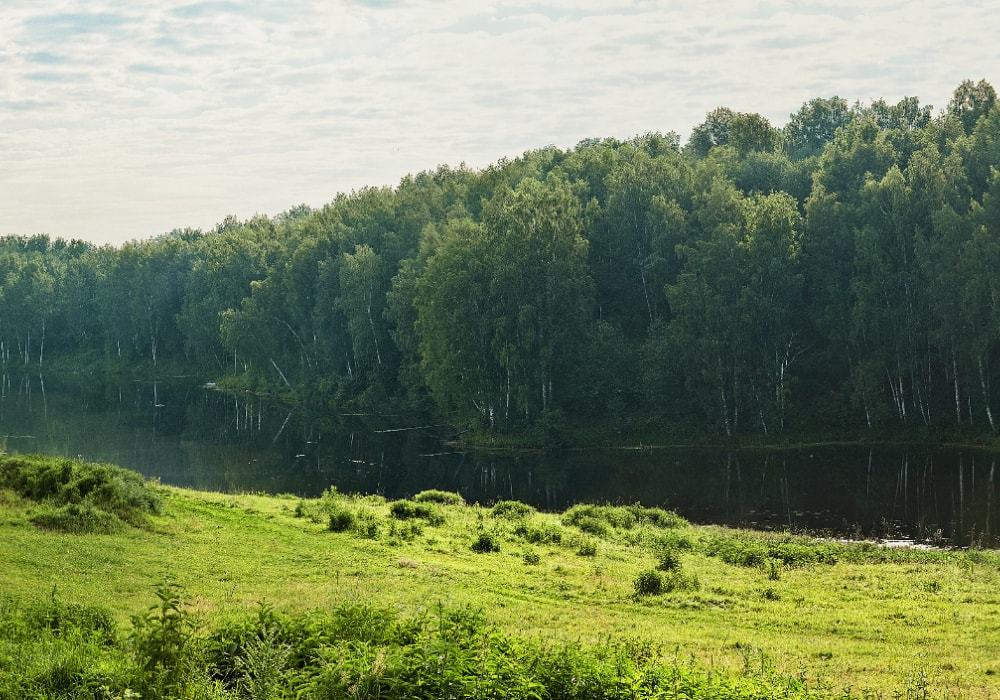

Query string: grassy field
[1,454,999,698]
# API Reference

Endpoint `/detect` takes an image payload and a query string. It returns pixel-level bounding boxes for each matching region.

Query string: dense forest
[2,80,1000,442]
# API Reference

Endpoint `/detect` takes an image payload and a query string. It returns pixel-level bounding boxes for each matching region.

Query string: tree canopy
[3,80,1000,439]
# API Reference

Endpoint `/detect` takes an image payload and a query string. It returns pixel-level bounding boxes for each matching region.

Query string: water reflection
[1,373,998,547]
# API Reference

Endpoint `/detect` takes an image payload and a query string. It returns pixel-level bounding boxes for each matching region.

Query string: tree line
[2,79,999,440]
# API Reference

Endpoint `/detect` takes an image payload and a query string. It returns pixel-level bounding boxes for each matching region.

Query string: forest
[2,79,999,442]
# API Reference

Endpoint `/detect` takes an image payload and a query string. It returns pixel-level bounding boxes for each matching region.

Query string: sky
[1,1,998,244]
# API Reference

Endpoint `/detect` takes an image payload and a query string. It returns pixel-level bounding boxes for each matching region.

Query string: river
[1,373,997,547]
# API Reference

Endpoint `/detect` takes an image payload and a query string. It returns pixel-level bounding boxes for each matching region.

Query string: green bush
[471,531,501,553]
[491,500,536,519]
[31,504,125,534]
[703,531,839,569]
[634,569,699,596]
[0,455,160,530]
[130,583,198,696]
[523,550,541,565]
[413,489,465,506]
[650,529,696,551]
[353,508,381,539]
[576,539,598,557]
[570,515,611,537]
[563,503,687,535]
[388,520,424,542]
[662,570,700,592]
[656,549,681,571]
[514,521,564,544]
[328,505,356,532]
[625,504,688,529]
[634,570,664,596]
[389,499,445,525]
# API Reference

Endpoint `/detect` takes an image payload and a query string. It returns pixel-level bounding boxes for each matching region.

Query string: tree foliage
[3,80,1000,438]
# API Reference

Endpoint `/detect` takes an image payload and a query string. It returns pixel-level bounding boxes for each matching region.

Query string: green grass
[1,455,999,697]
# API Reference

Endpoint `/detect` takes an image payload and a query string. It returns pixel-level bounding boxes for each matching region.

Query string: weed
[767,560,782,581]
[664,571,700,593]
[130,582,197,696]
[650,529,695,551]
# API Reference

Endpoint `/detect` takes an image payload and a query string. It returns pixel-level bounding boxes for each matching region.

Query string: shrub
[491,500,536,519]
[651,530,695,551]
[703,531,839,569]
[563,504,687,535]
[634,570,664,596]
[353,509,381,539]
[576,539,598,557]
[570,515,611,537]
[131,583,198,696]
[523,550,541,565]
[514,522,564,544]
[661,570,700,593]
[563,504,629,530]
[656,549,681,571]
[327,506,356,533]
[0,455,160,529]
[388,520,424,542]
[413,489,465,506]
[471,531,501,553]
[389,499,445,525]
[31,504,125,534]
[634,568,699,597]
[625,505,688,529]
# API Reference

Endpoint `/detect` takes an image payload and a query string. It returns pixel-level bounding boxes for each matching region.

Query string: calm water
[1,373,998,547]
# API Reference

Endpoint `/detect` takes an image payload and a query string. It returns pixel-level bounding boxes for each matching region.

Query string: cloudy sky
[1,1,997,244]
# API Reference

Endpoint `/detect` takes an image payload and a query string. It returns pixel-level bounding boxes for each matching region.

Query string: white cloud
[0,0,998,243]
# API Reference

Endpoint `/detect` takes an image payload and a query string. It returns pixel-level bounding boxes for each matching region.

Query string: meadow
[1,454,998,698]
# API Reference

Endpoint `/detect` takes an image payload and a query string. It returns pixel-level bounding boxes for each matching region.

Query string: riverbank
[457,414,1000,451]
[1,454,999,698]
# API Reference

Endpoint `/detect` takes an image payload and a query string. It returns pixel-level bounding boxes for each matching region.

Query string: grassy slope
[1,482,999,697]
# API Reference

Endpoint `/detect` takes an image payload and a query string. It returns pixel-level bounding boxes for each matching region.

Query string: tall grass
[0,586,839,700]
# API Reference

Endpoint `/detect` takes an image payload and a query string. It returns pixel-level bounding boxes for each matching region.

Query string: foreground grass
[1,455,999,698]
